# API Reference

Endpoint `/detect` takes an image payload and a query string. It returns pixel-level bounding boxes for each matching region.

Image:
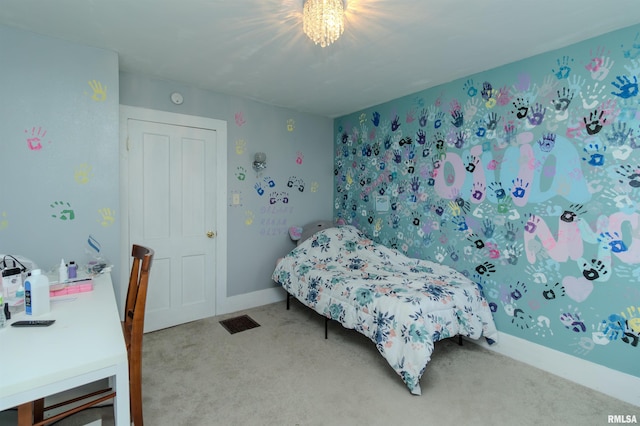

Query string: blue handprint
[263,176,275,187]
[419,109,428,127]
[489,181,506,200]
[601,314,627,341]
[471,182,485,201]
[434,111,444,129]
[384,135,392,150]
[410,176,420,192]
[511,178,530,198]
[389,214,400,229]
[611,75,638,99]
[464,79,478,97]
[598,231,628,253]
[537,133,556,152]
[526,103,546,126]
[552,55,573,79]
[504,222,518,241]
[447,245,460,262]
[606,122,632,146]
[254,183,264,196]
[582,143,607,167]
[509,281,527,301]
[451,109,464,128]
[560,311,586,333]
[482,219,495,238]
[486,112,499,131]
[371,111,381,127]
[391,114,401,131]
[452,215,468,231]
[481,81,493,100]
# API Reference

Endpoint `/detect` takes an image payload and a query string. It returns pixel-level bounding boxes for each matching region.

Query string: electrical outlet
[232,193,240,205]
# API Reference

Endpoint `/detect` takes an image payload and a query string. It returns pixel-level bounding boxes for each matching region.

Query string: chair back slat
[123,244,154,426]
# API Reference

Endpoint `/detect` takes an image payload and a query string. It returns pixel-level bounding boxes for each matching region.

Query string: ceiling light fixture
[302,0,345,48]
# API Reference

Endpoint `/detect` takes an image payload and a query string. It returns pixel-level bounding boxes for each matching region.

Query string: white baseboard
[217,286,286,316]
[466,332,640,408]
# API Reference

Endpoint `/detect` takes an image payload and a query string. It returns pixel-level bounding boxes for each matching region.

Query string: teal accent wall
[334,24,640,378]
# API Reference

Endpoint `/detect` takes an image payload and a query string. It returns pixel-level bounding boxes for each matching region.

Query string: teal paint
[334,24,640,378]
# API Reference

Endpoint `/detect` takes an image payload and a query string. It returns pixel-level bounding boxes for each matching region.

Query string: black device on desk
[11,320,55,327]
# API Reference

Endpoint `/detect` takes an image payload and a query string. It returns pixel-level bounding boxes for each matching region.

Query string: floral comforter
[272,225,498,395]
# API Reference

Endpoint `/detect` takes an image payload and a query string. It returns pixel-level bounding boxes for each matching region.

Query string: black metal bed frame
[286,292,463,345]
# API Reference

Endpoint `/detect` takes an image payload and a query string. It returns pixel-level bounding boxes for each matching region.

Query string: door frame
[118,105,227,320]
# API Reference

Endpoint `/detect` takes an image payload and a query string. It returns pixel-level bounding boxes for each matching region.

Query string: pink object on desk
[49,279,93,297]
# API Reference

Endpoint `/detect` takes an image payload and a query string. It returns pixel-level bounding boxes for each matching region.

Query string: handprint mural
[334,24,640,378]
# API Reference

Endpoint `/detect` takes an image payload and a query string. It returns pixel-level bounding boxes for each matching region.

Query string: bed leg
[286,293,290,310]
[325,317,328,339]
[457,335,463,346]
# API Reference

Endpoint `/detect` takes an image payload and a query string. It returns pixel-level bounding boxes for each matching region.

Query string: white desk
[0,273,130,425]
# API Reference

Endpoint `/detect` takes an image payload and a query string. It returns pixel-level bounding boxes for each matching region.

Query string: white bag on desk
[1,254,38,306]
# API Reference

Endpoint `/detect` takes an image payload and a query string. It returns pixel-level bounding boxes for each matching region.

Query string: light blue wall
[119,72,334,297]
[0,22,333,307]
[0,25,120,294]
[334,24,640,379]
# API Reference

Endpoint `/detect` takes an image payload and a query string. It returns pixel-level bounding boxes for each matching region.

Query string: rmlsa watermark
[608,414,638,424]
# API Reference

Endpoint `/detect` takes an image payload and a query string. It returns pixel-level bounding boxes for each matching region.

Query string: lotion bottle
[59,258,68,282]
[25,269,50,316]
[68,261,77,279]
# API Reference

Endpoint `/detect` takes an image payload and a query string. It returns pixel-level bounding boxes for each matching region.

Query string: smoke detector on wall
[170,92,184,105]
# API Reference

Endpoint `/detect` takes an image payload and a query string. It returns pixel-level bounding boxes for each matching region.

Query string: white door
[127,119,218,332]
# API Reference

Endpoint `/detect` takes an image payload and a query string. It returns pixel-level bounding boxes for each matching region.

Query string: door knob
[207,231,216,238]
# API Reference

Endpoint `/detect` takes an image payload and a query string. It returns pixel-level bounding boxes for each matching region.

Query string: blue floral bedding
[272,225,498,395]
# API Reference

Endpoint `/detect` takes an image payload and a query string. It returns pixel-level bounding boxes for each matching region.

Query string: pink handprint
[25,126,47,151]
[234,112,246,127]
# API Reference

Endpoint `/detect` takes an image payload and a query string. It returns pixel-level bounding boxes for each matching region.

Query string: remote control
[11,320,56,327]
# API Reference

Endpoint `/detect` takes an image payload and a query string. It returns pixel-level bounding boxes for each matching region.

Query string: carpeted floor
[2,300,638,425]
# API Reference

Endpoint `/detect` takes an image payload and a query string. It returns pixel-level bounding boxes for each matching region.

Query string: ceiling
[2,0,640,118]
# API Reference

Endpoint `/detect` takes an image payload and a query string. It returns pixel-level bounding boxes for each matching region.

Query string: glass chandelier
[302,0,345,48]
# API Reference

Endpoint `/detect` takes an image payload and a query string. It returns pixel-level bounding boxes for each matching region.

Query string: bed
[271,225,498,395]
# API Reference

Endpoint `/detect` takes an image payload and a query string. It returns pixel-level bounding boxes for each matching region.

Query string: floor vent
[219,314,261,334]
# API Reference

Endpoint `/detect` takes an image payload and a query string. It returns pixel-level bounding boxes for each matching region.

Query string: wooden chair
[122,244,154,426]
[29,244,154,426]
